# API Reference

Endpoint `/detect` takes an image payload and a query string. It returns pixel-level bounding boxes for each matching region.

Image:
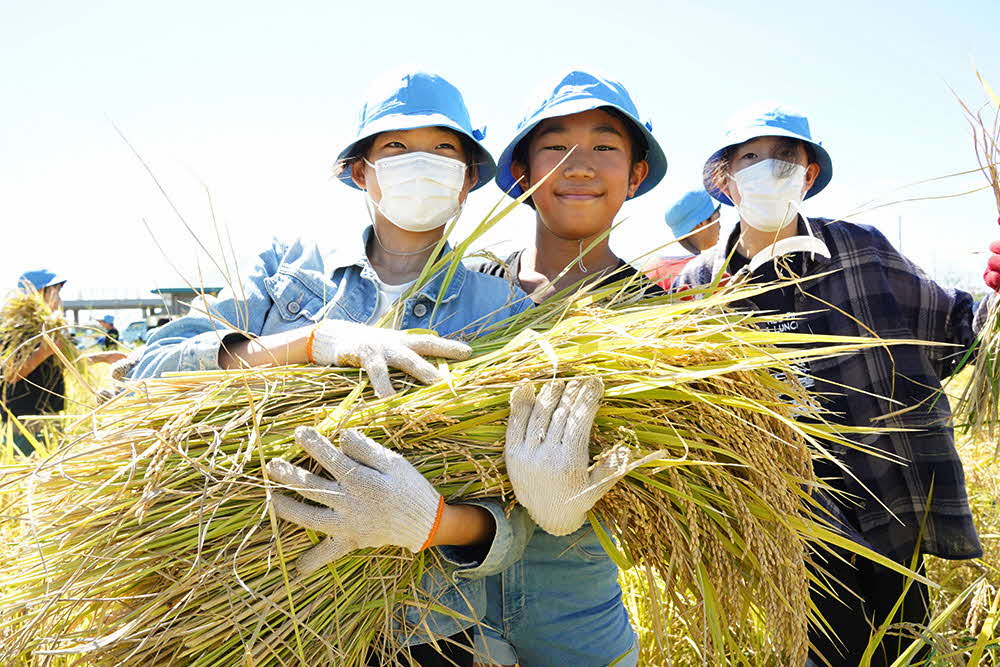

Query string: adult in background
[96,314,119,350]
[2,270,67,455]
[675,103,995,666]
[644,188,720,289]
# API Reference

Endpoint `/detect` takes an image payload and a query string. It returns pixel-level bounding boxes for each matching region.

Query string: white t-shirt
[367,276,416,326]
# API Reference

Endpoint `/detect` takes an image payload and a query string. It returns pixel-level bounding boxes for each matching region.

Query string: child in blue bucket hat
[128,69,538,666]
[677,102,998,666]
[470,70,669,667]
[478,70,666,305]
[643,188,720,288]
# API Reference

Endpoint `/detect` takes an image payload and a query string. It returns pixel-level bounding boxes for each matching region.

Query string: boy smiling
[478,71,666,303]
[472,70,667,667]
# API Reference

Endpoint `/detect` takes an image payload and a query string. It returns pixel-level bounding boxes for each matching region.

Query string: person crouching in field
[126,68,599,667]
[674,102,996,667]
[470,70,668,667]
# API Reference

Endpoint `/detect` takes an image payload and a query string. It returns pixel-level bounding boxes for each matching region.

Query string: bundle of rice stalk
[0,283,913,666]
[0,290,78,392]
[952,69,1000,444]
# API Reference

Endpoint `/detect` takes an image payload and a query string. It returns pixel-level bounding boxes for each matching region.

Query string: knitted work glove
[307,320,471,399]
[505,378,629,536]
[267,426,444,576]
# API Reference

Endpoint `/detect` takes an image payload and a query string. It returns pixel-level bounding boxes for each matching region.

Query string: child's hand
[984,219,1000,292]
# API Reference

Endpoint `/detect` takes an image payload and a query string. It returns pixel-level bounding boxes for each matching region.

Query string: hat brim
[666,198,719,238]
[336,112,496,191]
[496,98,667,200]
[703,128,832,206]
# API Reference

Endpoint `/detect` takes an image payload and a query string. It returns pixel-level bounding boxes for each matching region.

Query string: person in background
[644,188,720,289]
[2,270,68,455]
[675,103,994,666]
[96,315,119,349]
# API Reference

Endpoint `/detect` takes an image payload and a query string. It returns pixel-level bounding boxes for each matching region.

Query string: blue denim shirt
[129,227,532,646]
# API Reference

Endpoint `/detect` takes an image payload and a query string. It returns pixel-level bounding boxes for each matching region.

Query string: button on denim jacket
[129,227,532,645]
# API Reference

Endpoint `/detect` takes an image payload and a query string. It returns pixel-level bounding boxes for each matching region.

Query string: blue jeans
[474,523,638,666]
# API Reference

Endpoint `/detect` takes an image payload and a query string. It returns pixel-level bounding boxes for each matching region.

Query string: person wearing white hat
[677,102,996,666]
[127,69,538,666]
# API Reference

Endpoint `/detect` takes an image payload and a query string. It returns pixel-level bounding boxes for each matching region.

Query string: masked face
[730,159,806,232]
[367,152,467,233]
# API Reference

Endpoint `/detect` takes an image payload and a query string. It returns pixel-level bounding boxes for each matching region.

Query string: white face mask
[730,159,807,232]
[367,152,467,232]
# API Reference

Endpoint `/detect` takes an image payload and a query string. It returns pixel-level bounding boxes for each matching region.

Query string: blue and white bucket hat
[703,103,832,206]
[336,69,495,190]
[496,70,667,199]
[18,269,66,291]
[665,189,718,238]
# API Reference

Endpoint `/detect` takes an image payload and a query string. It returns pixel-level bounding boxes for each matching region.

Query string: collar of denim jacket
[323,226,466,307]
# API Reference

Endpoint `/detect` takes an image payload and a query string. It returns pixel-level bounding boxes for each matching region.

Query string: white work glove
[267,426,443,576]
[308,320,471,399]
[505,378,629,536]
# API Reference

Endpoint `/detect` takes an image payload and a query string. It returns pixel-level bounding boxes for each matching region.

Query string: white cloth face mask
[367,152,467,232]
[730,159,807,232]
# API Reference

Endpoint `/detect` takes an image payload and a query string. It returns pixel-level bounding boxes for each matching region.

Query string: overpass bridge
[61,287,223,324]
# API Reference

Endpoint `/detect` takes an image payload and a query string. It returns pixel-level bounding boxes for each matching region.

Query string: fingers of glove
[404,334,472,361]
[384,346,443,386]
[339,428,399,475]
[359,348,396,399]
[990,239,1000,254]
[266,458,343,508]
[296,537,354,576]
[561,377,605,457]
[295,426,370,481]
[988,253,1000,272]
[525,381,565,448]
[986,270,1000,291]
[506,383,536,450]
[544,379,588,446]
[270,493,341,534]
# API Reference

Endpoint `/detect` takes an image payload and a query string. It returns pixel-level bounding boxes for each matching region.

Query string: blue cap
[496,70,667,199]
[100,315,115,325]
[336,69,495,191]
[703,103,832,206]
[18,269,66,291]
[665,189,718,238]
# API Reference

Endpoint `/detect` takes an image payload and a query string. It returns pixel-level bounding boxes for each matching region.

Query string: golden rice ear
[1,245,928,664]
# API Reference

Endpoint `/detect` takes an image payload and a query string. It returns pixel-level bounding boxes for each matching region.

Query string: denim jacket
[129,226,532,645]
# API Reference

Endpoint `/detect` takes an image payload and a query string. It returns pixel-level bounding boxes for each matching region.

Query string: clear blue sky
[2,0,999,324]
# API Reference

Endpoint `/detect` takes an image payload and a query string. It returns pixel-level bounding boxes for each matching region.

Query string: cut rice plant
[0,276,925,667]
[952,69,1000,445]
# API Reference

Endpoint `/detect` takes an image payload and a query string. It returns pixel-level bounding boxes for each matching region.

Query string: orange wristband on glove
[419,496,446,551]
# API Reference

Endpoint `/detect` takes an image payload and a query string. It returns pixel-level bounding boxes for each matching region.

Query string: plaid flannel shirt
[676,215,984,561]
